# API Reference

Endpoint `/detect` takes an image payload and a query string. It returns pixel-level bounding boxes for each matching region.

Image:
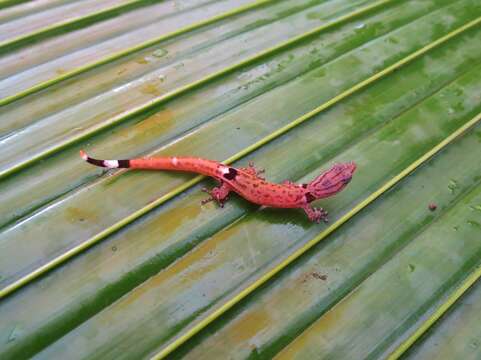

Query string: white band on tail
[104,160,119,168]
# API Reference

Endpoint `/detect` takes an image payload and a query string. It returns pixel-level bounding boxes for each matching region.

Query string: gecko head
[306,162,357,200]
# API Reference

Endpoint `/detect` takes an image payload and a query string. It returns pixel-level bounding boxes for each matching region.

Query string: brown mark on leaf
[65,207,98,224]
[139,78,163,97]
[135,57,149,65]
[115,108,174,141]
[301,272,327,283]
[229,308,271,343]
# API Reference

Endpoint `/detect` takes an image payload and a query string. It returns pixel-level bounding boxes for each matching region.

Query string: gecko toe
[201,197,214,205]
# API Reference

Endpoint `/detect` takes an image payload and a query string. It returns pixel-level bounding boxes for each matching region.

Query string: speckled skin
[80,151,356,223]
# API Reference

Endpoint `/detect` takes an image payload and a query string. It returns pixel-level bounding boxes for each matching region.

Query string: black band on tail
[80,150,130,168]
[118,160,130,168]
[86,157,107,167]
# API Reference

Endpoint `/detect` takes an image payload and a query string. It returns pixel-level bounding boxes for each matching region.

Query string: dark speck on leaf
[312,272,327,280]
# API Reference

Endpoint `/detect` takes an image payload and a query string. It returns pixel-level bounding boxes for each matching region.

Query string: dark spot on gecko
[305,192,316,203]
[223,167,238,180]
[253,183,259,188]
[302,183,308,188]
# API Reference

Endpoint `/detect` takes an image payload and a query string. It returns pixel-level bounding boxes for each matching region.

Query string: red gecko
[80,151,356,223]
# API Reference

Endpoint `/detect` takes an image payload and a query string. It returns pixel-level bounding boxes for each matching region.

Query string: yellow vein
[0,0,393,180]
[0,0,276,107]
[0,11,477,301]
[150,111,481,360]
[0,0,31,9]
[0,0,154,51]
[387,257,481,358]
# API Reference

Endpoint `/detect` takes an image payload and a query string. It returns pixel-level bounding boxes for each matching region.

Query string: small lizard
[80,151,356,223]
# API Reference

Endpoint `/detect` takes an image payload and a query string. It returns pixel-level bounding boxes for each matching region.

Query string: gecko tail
[79,150,130,168]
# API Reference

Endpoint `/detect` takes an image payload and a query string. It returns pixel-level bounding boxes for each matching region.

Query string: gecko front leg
[201,182,231,208]
[302,205,329,223]
[282,180,297,186]
[239,162,265,179]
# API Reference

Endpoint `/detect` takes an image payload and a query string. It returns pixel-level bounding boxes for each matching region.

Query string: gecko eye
[223,167,238,180]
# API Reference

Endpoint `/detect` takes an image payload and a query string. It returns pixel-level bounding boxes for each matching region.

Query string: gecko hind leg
[201,182,231,208]
[302,205,329,223]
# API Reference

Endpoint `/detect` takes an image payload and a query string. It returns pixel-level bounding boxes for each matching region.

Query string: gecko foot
[303,206,329,223]
[282,180,297,186]
[248,161,265,175]
[240,162,265,179]
[201,185,230,208]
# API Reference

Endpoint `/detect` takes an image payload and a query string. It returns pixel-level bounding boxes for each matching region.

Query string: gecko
[80,150,356,223]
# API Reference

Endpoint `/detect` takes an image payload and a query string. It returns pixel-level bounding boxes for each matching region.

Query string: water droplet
[408,264,415,272]
[448,107,455,114]
[136,57,148,65]
[466,220,481,228]
[8,326,21,343]
[469,205,481,212]
[453,225,459,231]
[152,48,168,58]
[355,23,366,29]
[453,88,463,96]
[448,179,458,193]
[158,74,166,82]
[174,62,185,70]
[470,340,478,349]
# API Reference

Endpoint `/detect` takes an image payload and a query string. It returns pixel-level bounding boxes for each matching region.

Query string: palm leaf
[0,0,480,359]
